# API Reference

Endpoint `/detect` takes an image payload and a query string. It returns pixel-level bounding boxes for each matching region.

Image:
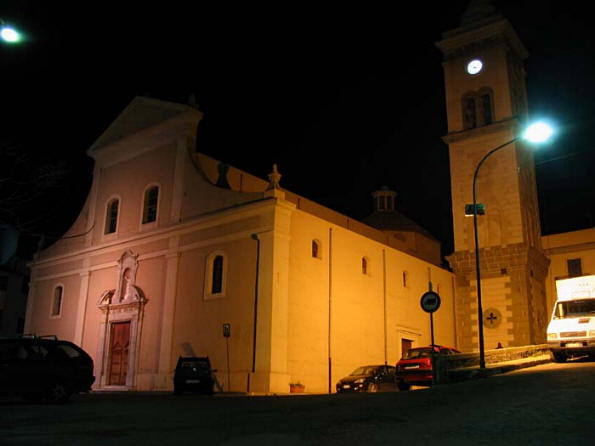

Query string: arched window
[479,88,494,126]
[462,93,478,129]
[312,240,321,259]
[142,185,159,224]
[462,88,494,130]
[204,251,227,299]
[105,198,119,234]
[51,285,63,317]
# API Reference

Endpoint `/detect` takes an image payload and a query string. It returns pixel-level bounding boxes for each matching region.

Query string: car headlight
[354,378,364,384]
[547,333,558,340]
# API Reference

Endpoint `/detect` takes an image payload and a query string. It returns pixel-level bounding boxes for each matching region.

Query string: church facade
[24,97,456,393]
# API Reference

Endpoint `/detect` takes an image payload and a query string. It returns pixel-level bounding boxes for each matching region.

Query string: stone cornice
[447,243,549,279]
[543,241,595,255]
[28,196,275,269]
[442,117,520,145]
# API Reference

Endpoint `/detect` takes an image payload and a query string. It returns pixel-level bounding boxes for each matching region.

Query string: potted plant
[289,382,305,393]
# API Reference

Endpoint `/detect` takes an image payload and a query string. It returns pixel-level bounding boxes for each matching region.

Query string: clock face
[466,59,483,75]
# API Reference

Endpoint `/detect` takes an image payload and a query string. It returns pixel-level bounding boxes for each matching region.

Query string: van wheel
[552,352,567,363]
[46,382,71,403]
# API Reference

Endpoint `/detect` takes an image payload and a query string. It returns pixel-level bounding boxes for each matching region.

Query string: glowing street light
[0,21,21,44]
[472,121,554,370]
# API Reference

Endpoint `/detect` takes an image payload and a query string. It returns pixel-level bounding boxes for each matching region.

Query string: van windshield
[555,299,595,318]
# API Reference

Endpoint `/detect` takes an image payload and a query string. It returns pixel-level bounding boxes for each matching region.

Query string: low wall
[434,344,551,384]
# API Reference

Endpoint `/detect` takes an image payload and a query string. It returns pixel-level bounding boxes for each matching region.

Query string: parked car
[395,345,460,391]
[0,335,95,403]
[335,365,396,393]
[173,356,217,395]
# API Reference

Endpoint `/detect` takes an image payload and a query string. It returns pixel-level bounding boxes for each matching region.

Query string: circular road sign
[420,291,441,313]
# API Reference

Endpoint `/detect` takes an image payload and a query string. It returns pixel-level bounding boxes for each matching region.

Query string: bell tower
[437,1,549,351]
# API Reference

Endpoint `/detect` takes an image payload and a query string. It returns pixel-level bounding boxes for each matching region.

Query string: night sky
[1,1,594,260]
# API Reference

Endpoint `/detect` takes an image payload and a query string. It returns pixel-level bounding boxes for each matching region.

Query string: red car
[395,345,460,391]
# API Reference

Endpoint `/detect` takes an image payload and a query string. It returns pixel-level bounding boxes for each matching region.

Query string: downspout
[328,227,333,394]
[383,249,387,365]
[248,233,261,393]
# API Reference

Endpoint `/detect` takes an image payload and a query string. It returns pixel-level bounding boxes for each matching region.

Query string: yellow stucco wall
[542,228,595,316]
[286,208,456,394]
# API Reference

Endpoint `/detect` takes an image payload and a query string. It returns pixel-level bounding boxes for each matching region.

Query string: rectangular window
[402,271,408,288]
[567,258,582,277]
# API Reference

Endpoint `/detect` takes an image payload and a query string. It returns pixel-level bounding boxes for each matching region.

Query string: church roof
[361,210,437,241]
[88,96,201,154]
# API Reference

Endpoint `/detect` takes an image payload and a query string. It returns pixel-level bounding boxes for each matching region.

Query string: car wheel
[46,382,71,403]
[397,381,411,391]
[552,352,567,363]
[367,382,378,393]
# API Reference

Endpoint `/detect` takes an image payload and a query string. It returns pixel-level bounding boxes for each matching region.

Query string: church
[24,1,595,393]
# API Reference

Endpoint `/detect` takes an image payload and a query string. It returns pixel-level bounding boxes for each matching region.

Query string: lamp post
[472,121,553,370]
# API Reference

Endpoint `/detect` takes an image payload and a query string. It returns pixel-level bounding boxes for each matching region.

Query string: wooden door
[109,321,130,385]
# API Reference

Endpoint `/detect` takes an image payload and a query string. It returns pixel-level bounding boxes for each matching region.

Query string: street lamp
[472,121,553,370]
[0,20,22,44]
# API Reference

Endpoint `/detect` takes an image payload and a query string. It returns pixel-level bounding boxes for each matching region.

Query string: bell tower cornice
[437,18,528,62]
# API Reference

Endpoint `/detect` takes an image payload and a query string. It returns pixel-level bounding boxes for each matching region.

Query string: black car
[173,356,217,395]
[0,335,95,403]
[335,365,397,393]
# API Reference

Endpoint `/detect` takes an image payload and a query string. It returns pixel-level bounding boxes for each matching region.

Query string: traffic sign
[420,291,441,313]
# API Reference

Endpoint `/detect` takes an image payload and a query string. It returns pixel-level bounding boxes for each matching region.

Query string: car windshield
[403,349,433,359]
[349,366,377,376]
[554,299,595,318]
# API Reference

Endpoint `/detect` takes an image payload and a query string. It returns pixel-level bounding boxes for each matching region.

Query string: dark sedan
[173,356,216,395]
[335,365,396,393]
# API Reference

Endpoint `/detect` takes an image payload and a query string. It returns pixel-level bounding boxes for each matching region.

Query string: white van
[547,275,595,362]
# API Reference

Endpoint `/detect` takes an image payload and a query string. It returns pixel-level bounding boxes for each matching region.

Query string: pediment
[88,96,201,154]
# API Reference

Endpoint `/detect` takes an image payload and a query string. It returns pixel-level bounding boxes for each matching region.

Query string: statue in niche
[97,250,145,308]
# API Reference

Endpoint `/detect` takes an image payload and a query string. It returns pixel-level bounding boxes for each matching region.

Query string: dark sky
[1,1,594,260]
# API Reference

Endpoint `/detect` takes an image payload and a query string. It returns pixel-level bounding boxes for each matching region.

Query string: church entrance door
[109,321,130,385]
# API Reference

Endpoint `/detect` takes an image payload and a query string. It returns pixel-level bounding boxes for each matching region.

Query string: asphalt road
[1,358,594,445]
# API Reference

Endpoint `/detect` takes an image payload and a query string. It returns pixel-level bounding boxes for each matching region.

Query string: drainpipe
[328,227,333,394]
[383,249,387,365]
[248,233,261,393]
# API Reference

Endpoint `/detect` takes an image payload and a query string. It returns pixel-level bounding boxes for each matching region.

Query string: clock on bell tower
[436,0,549,351]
